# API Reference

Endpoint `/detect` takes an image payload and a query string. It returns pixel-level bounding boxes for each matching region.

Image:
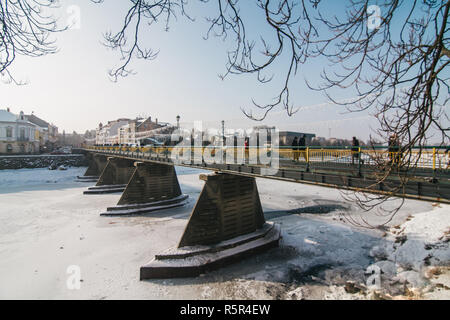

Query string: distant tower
[176,115,180,129]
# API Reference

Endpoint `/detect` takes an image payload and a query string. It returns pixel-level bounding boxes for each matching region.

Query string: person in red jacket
[244,137,250,163]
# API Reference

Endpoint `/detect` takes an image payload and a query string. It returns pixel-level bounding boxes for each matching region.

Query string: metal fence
[87,146,450,171]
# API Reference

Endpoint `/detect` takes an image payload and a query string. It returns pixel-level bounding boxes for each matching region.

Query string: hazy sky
[1,1,446,142]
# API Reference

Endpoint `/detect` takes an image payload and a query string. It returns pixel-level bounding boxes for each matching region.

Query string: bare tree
[0,0,63,84]
[93,0,449,225]
[2,1,449,226]
[2,1,448,147]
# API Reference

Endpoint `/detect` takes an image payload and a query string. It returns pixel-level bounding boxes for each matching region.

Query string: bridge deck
[84,147,450,204]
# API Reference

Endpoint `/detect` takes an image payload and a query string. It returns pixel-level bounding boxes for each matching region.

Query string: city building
[0,108,40,154]
[24,112,58,152]
[96,118,131,145]
[278,131,316,146]
[96,116,171,145]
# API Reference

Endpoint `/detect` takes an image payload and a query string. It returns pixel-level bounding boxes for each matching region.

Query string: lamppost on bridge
[221,120,225,147]
[176,115,180,129]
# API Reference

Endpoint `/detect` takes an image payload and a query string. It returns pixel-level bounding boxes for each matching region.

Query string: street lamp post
[176,115,180,129]
[221,120,225,147]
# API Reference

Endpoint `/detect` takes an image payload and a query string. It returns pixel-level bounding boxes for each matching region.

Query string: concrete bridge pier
[84,157,135,194]
[101,162,188,216]
[77,153,107,182]
[140,172,281,279]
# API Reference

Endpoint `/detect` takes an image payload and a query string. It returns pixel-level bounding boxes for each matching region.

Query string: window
[6,127,12,138]
[6,144,12,153]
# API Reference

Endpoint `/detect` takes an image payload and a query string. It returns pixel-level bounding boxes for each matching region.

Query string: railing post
[433,148,437,170]
[306,147,310,172]
[358,147,362,176]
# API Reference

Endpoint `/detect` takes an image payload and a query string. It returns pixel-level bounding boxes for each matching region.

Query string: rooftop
[25,114,50,128]
[0,109,18,123]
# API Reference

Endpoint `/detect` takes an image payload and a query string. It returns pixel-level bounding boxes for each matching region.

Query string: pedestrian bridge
[84,145,450,203]
[79,145,449,280]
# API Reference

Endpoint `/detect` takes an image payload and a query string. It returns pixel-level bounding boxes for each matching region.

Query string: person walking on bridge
[445,147,449,169]
[292,137,299,161]
[244,137,250,164]
[351,136,360,165]
[388,134,401,166]
[298,134,307,161]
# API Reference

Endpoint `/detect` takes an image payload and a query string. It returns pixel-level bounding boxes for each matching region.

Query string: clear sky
[0,1,446,143]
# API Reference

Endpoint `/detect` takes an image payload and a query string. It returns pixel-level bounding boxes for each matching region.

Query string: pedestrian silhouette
[292,137,299,161]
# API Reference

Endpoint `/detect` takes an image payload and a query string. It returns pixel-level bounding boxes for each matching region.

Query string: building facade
[24,113,58,152]
[0,109,40,155]
[96,116,168,146]
[279,131,316,146]
[96,119,133,145]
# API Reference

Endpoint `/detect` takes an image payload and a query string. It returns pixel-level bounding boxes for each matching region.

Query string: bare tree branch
[0,0,64,83]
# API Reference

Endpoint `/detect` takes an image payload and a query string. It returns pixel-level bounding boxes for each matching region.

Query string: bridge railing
[86,146,449,171]
[356,148,448,170]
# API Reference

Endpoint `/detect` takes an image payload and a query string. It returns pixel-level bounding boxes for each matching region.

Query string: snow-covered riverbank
[0,167,448,299]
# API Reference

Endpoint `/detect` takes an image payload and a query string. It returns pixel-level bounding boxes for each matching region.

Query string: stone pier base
[77,153,107,181]
[84,157,135,195]
[140,173,281,279]
[101,162,188,215]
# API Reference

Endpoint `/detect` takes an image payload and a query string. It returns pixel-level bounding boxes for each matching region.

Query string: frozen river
[0,167,448,299]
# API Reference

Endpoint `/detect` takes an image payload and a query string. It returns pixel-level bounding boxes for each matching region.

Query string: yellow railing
[86,146,449,170]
